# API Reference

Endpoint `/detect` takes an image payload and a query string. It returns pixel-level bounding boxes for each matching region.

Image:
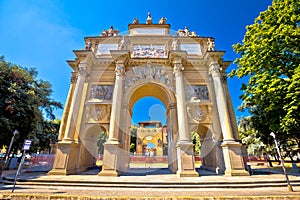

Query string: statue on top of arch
[100,26,119,37]
[177,26,197,37]
[146,12,152,24]
[159,17,167,24]
[132,18,139,24]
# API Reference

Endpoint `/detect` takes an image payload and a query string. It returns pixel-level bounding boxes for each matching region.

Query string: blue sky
[0,0,272,124]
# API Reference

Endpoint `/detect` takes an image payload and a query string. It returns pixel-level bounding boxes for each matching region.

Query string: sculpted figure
[159,17,167,24]
[100,26,119,37]
[84,40,92,50]
[171,38,179,50]
[190,31,197,37]
[100,29,107,37]
[146,12,152,24]
[118,36,128,50]
[108,26,114,36]
[177,26,197,37]
[132,18,139,24]
[184,26,189,36]
[207,38,215,51]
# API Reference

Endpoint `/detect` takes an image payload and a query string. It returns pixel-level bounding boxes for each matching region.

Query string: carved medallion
[86,104,109,123]
[94,105,107,121]
[187,105,207,122]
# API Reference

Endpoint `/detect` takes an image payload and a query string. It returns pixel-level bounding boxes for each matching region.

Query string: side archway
[77,125,107,172]
[190,125,218,172]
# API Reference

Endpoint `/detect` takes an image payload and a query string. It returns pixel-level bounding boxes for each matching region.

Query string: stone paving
[1,168,300,199]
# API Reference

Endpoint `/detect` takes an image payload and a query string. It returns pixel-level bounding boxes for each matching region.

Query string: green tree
[0,56,62,152]
[237,116,266,156]
[29,119,61,153]
[229,0,300,147]
[130,126,137,153]
[190,131,200,156]
[97,131,106,154]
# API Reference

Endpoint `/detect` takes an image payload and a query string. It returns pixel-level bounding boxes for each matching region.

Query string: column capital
[115,65,125,77]
[70,72,78,84]
[169,51,186,75]
[77,61,90,76]
[173,62,184,74]
[208,62,221,77]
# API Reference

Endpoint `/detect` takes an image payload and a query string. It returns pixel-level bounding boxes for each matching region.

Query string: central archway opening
[130,97,168,169]
[123,82,177,175]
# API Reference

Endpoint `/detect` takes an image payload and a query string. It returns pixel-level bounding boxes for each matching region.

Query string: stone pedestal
[48,141,79,175]
[98,142,122,176]
[221,141,249,176]
[176,142,199,177]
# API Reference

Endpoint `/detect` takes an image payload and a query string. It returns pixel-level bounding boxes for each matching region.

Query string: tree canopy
[229,0,300,146]
[0,56,62,152]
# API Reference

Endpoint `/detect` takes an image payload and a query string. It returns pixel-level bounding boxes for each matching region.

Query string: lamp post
[0,130,19,177]
[270,132,293,192]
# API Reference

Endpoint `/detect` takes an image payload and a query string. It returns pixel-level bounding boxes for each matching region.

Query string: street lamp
[270,132,293,192]
[0,130,19,177]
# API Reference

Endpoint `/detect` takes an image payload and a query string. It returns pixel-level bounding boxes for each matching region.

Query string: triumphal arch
[49,14,249,177]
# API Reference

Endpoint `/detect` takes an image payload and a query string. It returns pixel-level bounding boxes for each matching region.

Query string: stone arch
[121,80,178,173]
[124,79,176,109]
[190,124,218,172]
[77,124,107,171]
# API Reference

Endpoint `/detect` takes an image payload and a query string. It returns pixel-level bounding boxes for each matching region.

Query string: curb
[1,194,300,200]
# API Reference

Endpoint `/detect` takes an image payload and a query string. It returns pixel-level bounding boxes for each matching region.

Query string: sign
[22,139,32,150]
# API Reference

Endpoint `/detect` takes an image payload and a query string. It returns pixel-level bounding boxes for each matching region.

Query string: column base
[177,170,199,177]
[176,141,199,177]
[98,142,122,177]
[48,168,76,176]
[98,169,119,176]
[225,169,250,176]
[221,140,249,176]
[48,141,79,176]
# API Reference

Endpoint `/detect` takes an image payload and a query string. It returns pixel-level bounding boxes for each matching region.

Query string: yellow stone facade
[49,16,249,177]
[135,121,167,156]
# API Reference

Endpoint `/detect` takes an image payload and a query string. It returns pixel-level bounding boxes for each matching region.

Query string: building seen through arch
[49,14,249,177]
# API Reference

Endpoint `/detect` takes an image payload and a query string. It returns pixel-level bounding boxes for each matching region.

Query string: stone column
[171,52,198,177]
[209,62,235,141]
[106,64,125,143]
[63,61,90,141]
[208,60,249,176]
[99,51,129,176]
[206,74,225,174]
[49,61,90,175]
[57,72,77,141]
